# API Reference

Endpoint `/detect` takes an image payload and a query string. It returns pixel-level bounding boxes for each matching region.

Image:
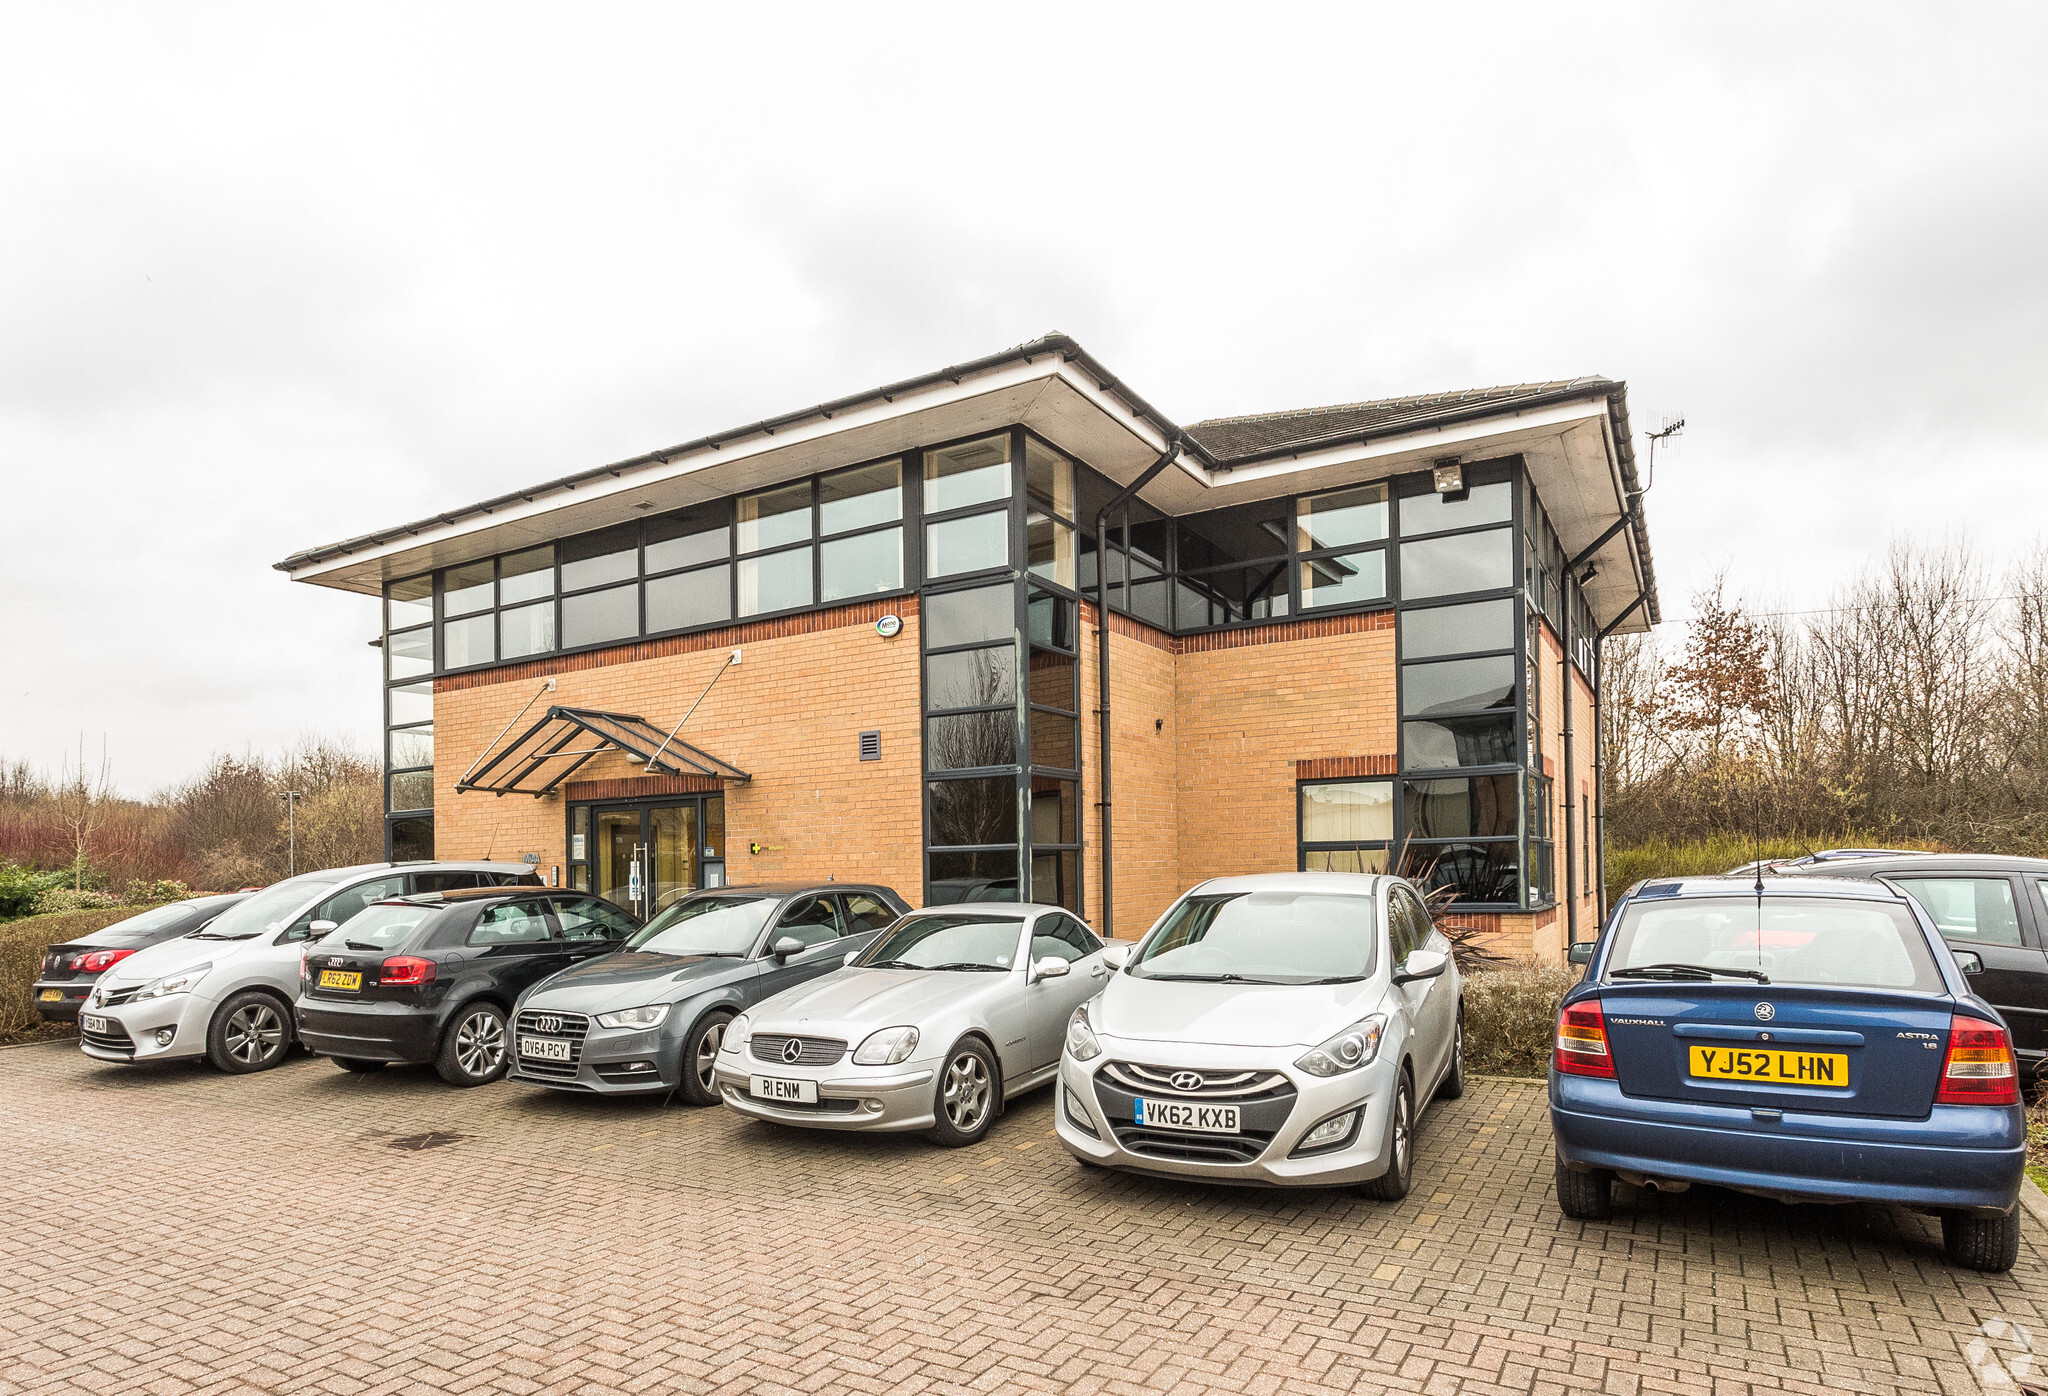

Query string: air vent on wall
[858,731,881,762]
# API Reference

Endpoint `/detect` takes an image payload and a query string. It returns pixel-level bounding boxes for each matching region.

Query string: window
[1401,529,1515,599]
[1606,896,1942,993]
[1399,480,1512,535]
[1298,780,1393,874]
[1388,886,1429,963]
[926,509,1009,579]
[470,902,554,946]
[1031,912,1102,964]
[386,625,433,680]
[1405,655,1516,716]
[925,435,1011,512]
[387,574,433,631]
[842,893,898,933]
[773,895,845,948]
[646,504,731,632]
[289,875,406,938]
[1026,438,1077,590]
[554,898,640,942]
[1403,598,1515,659]
[412,871,481,894]
[1895,878,2025,947]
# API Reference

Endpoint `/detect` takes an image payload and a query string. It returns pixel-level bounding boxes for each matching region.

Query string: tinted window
[337,904,438,950]
[1030,913,1101,964]
[1402,599,1515,659]
[563,583,639,647]
[1130,891,1377,984]
[628,895,773,956]
[1400,529,1514,598]
[772,896,845,949]
[412,871,483,894]
[924,585,1012,648]
[554,898,640,941]
[296,876,406,937]
[469,902,554,947]
[647,568,732,631]
[1398,481,1513,535]
[1893,878,2024,947]
[1607,896,1942,992]
[1404,655,1516,716]
[842,893,898,933]
[859,912,1023,971]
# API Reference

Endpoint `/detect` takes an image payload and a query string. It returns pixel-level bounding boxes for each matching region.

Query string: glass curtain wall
[921,430,1084,913]
[383,575,436,858]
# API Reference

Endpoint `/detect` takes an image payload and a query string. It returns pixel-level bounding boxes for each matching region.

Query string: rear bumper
[32,978,94,1020]
[1551,1074,2026,1213]
[296,1000,440,1064]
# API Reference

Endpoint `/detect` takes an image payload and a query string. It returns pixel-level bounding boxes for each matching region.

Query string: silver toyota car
[715,903,1112,1146]
[1054,872,1463,1195]
[78,861,542,1072]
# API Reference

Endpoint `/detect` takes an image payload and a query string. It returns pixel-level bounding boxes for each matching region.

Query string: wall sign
[875,614,903,639]
[571,834,586,860]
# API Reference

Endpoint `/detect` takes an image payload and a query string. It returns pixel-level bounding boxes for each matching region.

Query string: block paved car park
[4,1041,2044,1395]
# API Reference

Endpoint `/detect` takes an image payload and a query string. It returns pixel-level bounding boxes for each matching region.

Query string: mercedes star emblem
[782,1038,803,1064]
[1169,1071,1205,1092]
[1753,1002,1775,1022]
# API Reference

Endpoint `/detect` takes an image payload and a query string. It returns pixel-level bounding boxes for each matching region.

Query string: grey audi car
[507,882,910,1101]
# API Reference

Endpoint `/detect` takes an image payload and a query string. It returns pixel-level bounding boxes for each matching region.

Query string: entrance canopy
[457,705,751,798]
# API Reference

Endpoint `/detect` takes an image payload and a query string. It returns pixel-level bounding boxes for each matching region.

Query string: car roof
[1188,871,1390,896]
[1631,874,1911,900]
[304,860,542,880]
[680,882,896,897]
[1780,853,2048,875]
[915,902,1067,918]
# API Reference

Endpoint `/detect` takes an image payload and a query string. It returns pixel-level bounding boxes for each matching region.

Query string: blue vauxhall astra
[1551,875,2028,1271]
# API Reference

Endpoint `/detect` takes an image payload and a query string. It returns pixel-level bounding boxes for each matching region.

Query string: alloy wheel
[225,1003,284,1066]
[942,1051,991,1132]
[1392,1084,1413,1178]
[695,1019,725,1091]
[455,1011,506,1078]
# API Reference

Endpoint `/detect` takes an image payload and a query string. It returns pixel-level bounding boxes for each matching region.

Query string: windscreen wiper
[345,940,383,951]
[1611,962,1771,984]
[1141,972,1265,984]
[924,962,1004,972]
[862,959,918,969]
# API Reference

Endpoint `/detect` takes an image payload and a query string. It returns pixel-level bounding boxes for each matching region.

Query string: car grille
[743,1093,863,1115]
[98,984,144,1007]
[1092,1065,1298,1166]
[749,1034,847,1066]
[513,1010,589,1079]
[80,1019,135,1057]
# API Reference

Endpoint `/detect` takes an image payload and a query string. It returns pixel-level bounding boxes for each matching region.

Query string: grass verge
[1604,832,1945,905]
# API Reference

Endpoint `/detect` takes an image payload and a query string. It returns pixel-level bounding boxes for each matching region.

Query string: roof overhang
[280,336,1656,633]
[457,705,751,798]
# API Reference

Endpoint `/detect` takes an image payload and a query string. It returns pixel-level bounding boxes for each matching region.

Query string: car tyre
[205,991,294,1074]
[435,1003,509,1087]
[1437,1009,1466,1101]
[928,1039,998,1148]
[677,1010,733,1106]
[1942,1209,2020,1272]
[1360,1072,1416,1201]
[1555,1154,1614,1221]
[334,1057,386,1074]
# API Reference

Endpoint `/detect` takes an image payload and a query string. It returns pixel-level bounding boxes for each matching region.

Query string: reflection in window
[1025,439,1075,519]
[927,712,1015,772]
[926,510,1009,579]
[562,583,639,647]
[1297,483,1389,551]
[1299,549,1386,610]
[444,560,494,617]
[1401,528,1514,598]
[1409,842,1521,905]
[738,481,813,553]
[390,725,433,768]
[924,435,1011,513]
[501,601,555,659]
[929,777,1018,847]
[1399,480,1513,536]
[1403,715,1517,769]
[927,849,1019,905]
[1173,563,1290,627]
[561,527,639,593]
[390,771,434,813]
[1304,848,1390,874]
[646,567,732,632]
[500,547,555,605]
[1402,598,1515,659]
[821,528,902,601]
[737,548,812,616]
[389,682,433,726]
[387,575,433,630]
[926,646,1016,708]
[820,460,901,534]
[645,506,729,573]
[442,612,495,669]
[1029,713,1078,772]
[1403,654,1516,716]
[1404,776,1519,839]
[386,627,432,680]
[1027,510,1076,589]
[924,585,1013,648]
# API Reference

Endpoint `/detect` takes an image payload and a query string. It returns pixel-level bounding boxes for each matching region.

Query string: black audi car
[294,887,641,1086]
[33,893,251,1021]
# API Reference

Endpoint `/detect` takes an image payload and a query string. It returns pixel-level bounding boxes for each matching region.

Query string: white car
[78,861,541,1073]
[1054,872,1463,1195]
[716,903,1111,1146]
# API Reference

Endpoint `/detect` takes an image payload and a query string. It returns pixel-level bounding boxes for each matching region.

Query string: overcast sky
[4,4,2045,795]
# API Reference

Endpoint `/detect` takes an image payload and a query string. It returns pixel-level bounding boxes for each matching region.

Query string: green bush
[123,878,192,906]
[1604,832,1943,906]
[1462,962,1581,1077]
[0,864,69,921]
[34,887,124,914]
[0,907,145,1042]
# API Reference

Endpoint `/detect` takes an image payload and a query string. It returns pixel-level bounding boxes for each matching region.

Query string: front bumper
[1052,1042,1399,1188]
[296,1000,440,1064]
[76,992,211,1063]
[509,1018,679,1095]
[712,1048,938,1132]
[32,977,97,1021]
[1551,1073,2027,1214]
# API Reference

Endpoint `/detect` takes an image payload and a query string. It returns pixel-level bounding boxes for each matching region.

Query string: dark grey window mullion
[812,477,823,613]
[1010,426,1030,895]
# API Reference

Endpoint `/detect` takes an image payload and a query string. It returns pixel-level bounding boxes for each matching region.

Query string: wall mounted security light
[1431,461,1465,495]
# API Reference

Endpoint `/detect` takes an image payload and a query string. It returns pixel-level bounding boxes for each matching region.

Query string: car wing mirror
[1953,949,1985,975]
[1031,956,1071,983]
[1566,941,1595,966]
[771,935,805,964]
[842,950,860,967]
[309,920,338,937]
[1101,943,1130,970]
[1392,948,1448,984]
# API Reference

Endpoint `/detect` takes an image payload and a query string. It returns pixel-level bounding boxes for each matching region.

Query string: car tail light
[379,956,437,987]
[1554,999,1615,1078]
[71,948,136,973]
[1935,1014,2019,1106]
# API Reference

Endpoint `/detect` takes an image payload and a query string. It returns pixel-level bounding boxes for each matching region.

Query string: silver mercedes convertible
[713,903,1112,1146]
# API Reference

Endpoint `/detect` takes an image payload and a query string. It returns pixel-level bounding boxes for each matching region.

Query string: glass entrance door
[570,796,726,917]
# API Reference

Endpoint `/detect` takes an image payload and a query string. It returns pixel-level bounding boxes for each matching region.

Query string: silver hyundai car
[715,903,1111,1146]
[1054,872,1463,1195]
[78,861,542,1072]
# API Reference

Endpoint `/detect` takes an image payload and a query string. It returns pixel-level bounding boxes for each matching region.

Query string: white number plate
[82,1014,109,1034]
[750,1075,818,1104]
[518,1037,572,1061]
[1137,1097,1240,1133]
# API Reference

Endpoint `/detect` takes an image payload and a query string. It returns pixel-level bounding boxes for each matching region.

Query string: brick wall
[1524,618,1599,965]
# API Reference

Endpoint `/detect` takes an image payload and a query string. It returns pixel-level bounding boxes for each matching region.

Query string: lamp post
[280,790,303,876]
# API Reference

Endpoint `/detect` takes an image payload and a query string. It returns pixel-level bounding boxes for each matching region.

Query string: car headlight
[1065,1001,1102,1062]
[723,1014,751,1053]
[1294,1015,1386,1077]
[132,963,213,1001]
[593,1004,671,1031]
[851,1025,920,1066]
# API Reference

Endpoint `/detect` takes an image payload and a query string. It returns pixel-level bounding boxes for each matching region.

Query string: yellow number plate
[1689,1045,1848,1086]
[38,989,63,1002]
[318,969,363,992]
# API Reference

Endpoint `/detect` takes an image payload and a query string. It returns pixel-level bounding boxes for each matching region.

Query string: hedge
[0,907,146,1042]
[1462,962,1580,1077]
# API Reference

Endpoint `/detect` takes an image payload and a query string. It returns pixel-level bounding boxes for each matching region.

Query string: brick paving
[2,1044,2043,1395]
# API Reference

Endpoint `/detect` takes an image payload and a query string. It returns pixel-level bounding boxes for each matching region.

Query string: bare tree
[52,735,116,888]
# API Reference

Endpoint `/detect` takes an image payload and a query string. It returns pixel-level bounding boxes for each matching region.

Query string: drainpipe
[1094,436,1186,940]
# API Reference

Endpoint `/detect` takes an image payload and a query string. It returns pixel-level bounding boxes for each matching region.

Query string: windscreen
[625,895,773,956]
[857,914,1023,971]
[104,902,205,935]
[189,877,338,939]
[1128,891,1377,984]
[334,904,438,950]
[1606,896,1943,992]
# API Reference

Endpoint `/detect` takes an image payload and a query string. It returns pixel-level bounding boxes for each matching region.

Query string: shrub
[1462,962,1581,1077]
[123,878,191,906]
[0,863,68,920]
[33,888,124,915]
[0,907,149,1041]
